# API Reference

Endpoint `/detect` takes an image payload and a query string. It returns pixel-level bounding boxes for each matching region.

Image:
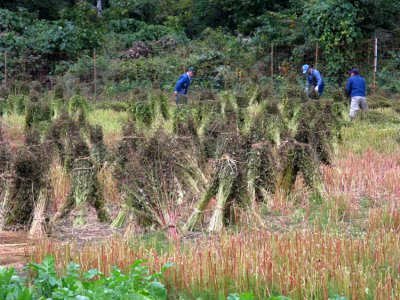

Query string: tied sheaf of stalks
[68,95,91,126]
[0,94,28,116]
[47,113,109,226]
[184,90,346,232]
[208,129,253,233]
[274,99,346,198]
[276,139,323,198]
[0,122,12,229]
[26,128,51,240]
[295,100,345,165]
[55,134,108,226]
[129,92,170,129]
[0,127,51,238]
[113,124,205,237]
[208,153,239,232]
[186,135,243,233]
[245,100,282,203]
[45,110,73,168]
[247,142,277,204]
[89,124,108,167]
[2,89,53,237]
[25,90,52,129]
[28,186,49,239]
[185,95,252,232]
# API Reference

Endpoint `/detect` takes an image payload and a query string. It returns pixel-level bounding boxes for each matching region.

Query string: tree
[0,0,72,20]
[302,0,363,83]
[349,0,400,33]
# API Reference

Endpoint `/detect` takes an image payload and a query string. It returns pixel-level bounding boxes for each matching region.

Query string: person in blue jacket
[302,64,325,98]
[346,68,367,119]
[174,67,195,105]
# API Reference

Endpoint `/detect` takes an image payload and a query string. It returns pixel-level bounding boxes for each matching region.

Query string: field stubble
[1,103,400,299]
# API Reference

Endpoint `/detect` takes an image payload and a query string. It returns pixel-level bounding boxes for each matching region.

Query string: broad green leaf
[227,294,240,300]
[145,281,167,300]
[83,269,102,280]
[239,292,255,300]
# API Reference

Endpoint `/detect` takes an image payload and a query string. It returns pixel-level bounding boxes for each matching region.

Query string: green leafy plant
[0,267,33,300]
[302,0,363,83]
[25,255,174,299]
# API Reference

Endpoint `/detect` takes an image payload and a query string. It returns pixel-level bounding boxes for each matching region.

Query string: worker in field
[346,68,367,119]
[302,64,325,98]
[174,67,195,105]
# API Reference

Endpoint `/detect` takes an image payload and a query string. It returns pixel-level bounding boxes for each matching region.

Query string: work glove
[314,86,319,92]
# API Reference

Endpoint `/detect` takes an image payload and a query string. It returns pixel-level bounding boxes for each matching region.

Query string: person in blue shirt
[302,64,325,98]
[174,67,195,105]
[346,68,367,119]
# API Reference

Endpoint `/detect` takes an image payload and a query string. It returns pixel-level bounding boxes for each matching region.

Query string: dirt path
[0,231,31,268]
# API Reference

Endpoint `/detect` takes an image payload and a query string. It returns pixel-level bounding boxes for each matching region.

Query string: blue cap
[348,68,359,74]
[302,64,310,74]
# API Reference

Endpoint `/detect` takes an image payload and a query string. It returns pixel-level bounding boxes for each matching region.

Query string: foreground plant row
[1,255,288,300]
[1,255,172,300]
[31,229,399,300]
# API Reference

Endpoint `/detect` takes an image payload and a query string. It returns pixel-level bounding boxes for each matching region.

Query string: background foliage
[0,0,399,91]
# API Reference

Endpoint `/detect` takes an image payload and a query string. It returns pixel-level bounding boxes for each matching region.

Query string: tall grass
[2,109,128,148]
[1,114,24,148]
[87,109,128,146]
[339,109,400,156]
[49,160,71,212]
[32,229,399,299]
[322,150,400,203]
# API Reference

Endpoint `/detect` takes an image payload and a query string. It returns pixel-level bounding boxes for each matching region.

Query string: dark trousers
[176,93,187,105]
[308,81,325,98]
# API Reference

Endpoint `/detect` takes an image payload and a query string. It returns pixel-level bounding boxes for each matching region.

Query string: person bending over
[174,67,195,105]
[302,64,325,98]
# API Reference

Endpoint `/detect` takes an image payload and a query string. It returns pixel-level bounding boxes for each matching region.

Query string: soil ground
[0,231,31,268]
[0,207,125,269]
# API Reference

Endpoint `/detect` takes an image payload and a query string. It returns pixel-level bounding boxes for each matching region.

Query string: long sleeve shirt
[306,69,323,89]
[174,73,192,95]
[346,75,366,97]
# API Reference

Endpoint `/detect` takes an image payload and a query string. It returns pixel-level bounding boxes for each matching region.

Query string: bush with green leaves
[378,51,400,94]
[0,255,173,300]
[0,267,33,300]
[302,0,362,83]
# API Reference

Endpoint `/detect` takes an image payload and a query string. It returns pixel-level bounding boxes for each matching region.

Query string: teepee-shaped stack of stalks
[113,123,207,237]
[0,122,12,229]
[0,127,51,239]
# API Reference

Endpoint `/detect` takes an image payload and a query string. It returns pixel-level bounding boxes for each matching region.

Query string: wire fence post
[315,42,319,69]
[4,51,7,86]
[184,49,187,73]
[93,48,97,100]
[373,37,378,95]
[271,44,274,80]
